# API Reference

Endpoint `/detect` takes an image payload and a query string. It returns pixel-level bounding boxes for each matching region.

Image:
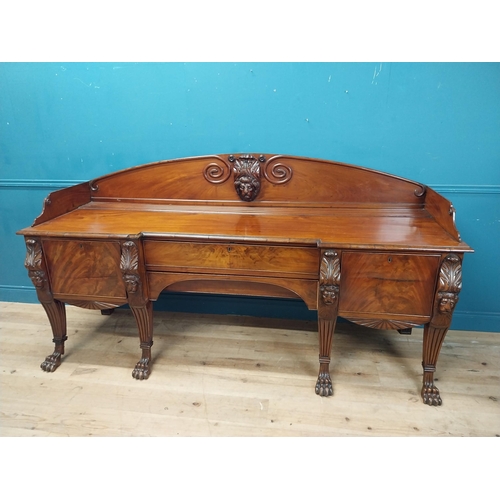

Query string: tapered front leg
[130,301,153,380]
[24,238,69,373]
[120,239,154,380]
[316,250,341,397]
[317,315,337,396]
[422,325,448,405]
[40,300,67,372]
[422,254,463,406]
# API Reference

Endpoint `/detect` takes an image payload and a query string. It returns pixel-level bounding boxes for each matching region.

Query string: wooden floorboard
[1,301,499,437]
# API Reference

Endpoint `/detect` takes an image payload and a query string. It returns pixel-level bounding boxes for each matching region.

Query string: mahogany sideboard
[18,154,473,405]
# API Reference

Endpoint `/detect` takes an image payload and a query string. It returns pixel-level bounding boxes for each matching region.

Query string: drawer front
[43,239,127,299]
[144,241,319,279]
[339,252,440,317]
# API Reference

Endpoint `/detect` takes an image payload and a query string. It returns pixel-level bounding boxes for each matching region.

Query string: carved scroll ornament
[203,154,293,202]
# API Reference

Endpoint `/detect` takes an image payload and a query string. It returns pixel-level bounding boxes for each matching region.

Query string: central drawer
[144,240,319,279]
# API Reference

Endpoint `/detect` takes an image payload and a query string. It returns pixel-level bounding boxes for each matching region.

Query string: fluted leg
[316,249,341,396]
[40,299,67,372]
[119,239,155,380]
[24,238,69,373]
[421,325,449,405]
[316,316,337,396]
[130,301,153,380]
[421,253,463,406]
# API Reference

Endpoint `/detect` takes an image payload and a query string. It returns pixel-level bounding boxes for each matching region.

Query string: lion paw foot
[315,372,333,397]
[40,352,62,372]
[132,358,150,380]
[422,382,442,406]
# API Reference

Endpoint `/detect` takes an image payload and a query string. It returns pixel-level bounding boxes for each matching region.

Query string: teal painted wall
[1,62,499,331]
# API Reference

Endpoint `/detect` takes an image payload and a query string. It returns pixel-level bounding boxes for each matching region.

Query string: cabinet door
[339,252,440,317]
[43,239,127,300]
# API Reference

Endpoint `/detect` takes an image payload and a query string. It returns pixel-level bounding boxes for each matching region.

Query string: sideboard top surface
[18,154,472,253]
[18,201,469,252]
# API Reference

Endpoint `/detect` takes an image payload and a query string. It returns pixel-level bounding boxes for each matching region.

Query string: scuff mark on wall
[73,78,99,89]
[372,63,383,85]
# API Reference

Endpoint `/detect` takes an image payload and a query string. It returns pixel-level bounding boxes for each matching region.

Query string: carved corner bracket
[24,238,52,302]
[25,238,45,288]
[319,250,341,305]
[203,154,293,202]
[120,240,143,297]
[431,253,463,328]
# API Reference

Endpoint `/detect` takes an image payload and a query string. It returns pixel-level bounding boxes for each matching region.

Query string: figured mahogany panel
[339,252,440,317]
[424,187,462,241]
[89,154,427,206]
[143,241,319,279]
[43,239,126,299]
[33,182,91,226]
[91,157,239,203]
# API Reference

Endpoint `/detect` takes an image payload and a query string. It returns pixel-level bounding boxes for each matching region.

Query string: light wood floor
[1,301,499,437]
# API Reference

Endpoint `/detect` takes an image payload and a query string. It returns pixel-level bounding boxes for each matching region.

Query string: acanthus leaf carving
[438,253,462,293]
[319,250,341,305]
[120,240,141,294]
[432,253,463,327]
[25,238,47,289]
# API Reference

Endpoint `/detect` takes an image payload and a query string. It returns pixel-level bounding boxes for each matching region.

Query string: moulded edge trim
[1,179,499,195]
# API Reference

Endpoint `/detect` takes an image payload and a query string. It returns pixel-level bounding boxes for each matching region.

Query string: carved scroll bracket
[120,240,145,304]
[203,154,293,202]
[431,253,462,328]
[413,184,427,197]
[24,238,52,302]
[448,203,462,242]
[319,250,341,305]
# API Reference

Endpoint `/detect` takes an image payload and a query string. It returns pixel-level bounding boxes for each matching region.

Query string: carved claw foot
[315,372,333,397]
[40,352,62,372]
[132,358,150,380]
[422,382,442,406]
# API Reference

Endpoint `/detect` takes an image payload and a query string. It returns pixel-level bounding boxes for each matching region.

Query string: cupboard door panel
[43,239,126,299]
[339,252,440,316]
